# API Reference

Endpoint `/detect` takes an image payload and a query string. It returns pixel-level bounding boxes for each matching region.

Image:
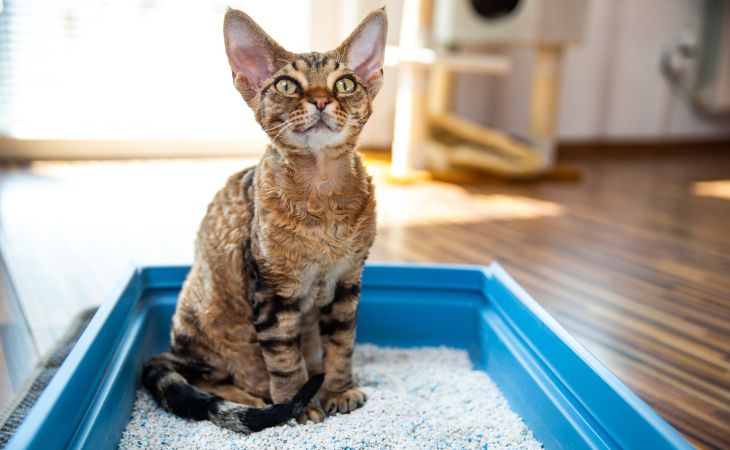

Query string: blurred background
[0,1,728,448]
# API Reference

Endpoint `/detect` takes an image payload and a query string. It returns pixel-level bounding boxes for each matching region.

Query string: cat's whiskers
[262,120,294,134]
[271,121,295,142]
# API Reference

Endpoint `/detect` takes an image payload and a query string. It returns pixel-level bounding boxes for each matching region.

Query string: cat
[141,7,387,434]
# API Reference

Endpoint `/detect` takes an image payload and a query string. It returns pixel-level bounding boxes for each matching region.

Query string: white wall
[353,0,730,147]
[556,0,730,140]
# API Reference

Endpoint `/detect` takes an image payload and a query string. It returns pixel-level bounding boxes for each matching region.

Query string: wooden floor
[0,146,728,448]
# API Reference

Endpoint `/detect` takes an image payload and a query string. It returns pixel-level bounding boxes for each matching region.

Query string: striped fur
[140,8,386,432]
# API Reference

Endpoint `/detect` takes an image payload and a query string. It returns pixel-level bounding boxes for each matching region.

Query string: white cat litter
[119,345,543,450]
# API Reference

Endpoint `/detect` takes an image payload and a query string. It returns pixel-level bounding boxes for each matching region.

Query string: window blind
[0,0,312,142]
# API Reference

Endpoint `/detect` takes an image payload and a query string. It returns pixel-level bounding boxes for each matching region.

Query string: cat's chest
[299,260,352,310]
[257,200,363,270]
[296,222,359,271]
[265,194,367,252]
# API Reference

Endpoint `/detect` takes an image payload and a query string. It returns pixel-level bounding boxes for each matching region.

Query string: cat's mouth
[304,118,334,133]
[283,112,347,148]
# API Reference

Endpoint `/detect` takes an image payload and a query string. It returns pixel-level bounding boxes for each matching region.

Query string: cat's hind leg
[196,382,270,408]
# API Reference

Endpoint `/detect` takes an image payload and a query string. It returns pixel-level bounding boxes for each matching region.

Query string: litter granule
[119,345,543,449]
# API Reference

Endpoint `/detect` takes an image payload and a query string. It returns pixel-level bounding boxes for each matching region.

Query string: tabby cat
[141,8,387,433]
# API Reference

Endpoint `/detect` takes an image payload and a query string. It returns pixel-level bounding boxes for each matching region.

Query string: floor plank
[0,147,728,448]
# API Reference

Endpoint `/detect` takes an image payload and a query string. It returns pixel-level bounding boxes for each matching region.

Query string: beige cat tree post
[387,0,587,179]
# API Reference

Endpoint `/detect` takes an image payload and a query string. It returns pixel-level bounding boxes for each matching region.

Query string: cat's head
[224,8,387,150]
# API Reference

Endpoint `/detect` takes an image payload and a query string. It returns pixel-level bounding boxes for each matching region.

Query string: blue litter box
[7,263,691,449]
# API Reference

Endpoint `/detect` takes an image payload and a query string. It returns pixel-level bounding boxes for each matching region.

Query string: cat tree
[386,0,587,179]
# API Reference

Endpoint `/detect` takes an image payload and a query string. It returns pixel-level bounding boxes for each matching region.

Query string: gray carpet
[0,307,98,448]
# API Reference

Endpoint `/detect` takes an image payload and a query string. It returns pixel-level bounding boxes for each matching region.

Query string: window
[0,0,312,144]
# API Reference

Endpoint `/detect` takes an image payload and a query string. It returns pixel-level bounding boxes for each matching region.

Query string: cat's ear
[337,8,388,97]
[224,9,292,103]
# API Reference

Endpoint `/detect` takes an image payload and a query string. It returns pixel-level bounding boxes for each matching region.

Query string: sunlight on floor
[365,158,564,227]
[377,184,564,228]
[692,180,730,200]
[27,158,565,233]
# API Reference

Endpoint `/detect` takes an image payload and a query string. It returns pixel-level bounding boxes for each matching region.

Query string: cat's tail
[141,352,324,433]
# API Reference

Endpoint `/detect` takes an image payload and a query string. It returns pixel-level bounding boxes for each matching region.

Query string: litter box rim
[6,262,691,450]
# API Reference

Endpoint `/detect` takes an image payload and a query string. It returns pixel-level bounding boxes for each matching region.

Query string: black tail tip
[292,373,325,407]
[244,373,327,432]
[307,373,325,394]
[309,373,325,388]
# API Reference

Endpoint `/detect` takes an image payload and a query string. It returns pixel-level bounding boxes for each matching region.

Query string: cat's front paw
[295,401,326,424]
[322,388,367,415]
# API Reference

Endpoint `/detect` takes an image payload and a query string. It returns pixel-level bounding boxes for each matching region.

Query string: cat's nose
[310,95,331,111]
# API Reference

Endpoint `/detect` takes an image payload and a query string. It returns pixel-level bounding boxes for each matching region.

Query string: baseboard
[0,138,267,162]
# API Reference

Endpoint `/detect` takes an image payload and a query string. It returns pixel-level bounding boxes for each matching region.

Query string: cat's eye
[275,78,299,95]
[335,77,356,94]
